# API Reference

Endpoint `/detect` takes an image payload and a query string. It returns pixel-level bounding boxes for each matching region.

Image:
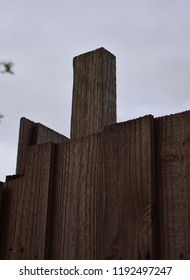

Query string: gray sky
[1,0,190,181]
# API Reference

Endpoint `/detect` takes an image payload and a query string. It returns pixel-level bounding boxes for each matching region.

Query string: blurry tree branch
[0,61,14,74]
[0,60,14,122]
[0,113,3,122]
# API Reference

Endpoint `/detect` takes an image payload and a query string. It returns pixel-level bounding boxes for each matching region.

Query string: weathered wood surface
[49,133,104,259]
[16,117,68,175]
[0,143,55,259]
[0,182,2,214]
[0,177,23,259]
[1,111,190,259]
[16,118,35,175]
[103,115,156,259]
[155,111,190,259]
[0,116,156,260]
[34,122,68,144]
[71,47,116,139]
[13,143,55,259]
[1,47,190,260]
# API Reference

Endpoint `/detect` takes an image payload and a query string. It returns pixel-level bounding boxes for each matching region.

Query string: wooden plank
[0,181,3,257]
[70,47,116,139]
[0,182,2,258]
[0,182,3,209]
[0,182,2,214]
[16,117,35,175]
[16,117,68,175]
[34,122,69,144]
[3,142,55,259]
[103,115,156,259]
[155,110,190,259]
[0,178,23,259]
[49,133,104,259]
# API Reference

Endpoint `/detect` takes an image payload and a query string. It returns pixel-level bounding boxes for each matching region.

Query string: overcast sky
[1,0,190,181]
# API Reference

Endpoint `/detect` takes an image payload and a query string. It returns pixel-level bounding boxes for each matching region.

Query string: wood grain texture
[0,178,23,259]
[34,122,69,144]
[155,111,190,259]
[103,115,155,259]
[3,46,190,260]
[0,182,2,255]
[16,117,35,175]
[0,182,2,214]
[8,143,55,259]
[49,134,104,259]
[16,117,68,175]
[70,47,116,139]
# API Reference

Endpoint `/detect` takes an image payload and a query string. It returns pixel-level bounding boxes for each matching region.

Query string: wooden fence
[0,48,190,259]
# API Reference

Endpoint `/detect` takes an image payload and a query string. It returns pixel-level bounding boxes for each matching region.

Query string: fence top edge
[73,47,116,62]
[155,109,190,121]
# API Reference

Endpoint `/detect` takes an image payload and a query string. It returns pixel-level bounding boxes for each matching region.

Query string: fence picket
[103,116,156,259]
[48,133,103,259]
[155,111,190,259]
[7,143,55,259]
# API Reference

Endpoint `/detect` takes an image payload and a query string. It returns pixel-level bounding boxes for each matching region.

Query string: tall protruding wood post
[71,47,116,139]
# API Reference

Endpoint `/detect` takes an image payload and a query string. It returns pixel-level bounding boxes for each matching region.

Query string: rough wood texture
[49,134,104,259]
[13,143,54,259]
[103,115,156,259]
[1,143,55,259]
[70,47,116,139]
[2,48,190,260]
[16,117,68,175]
[16,118,35,175]
[0,182,2,214]
[0,178,23,259]
[34,122,69,144]
[155,111,190,259]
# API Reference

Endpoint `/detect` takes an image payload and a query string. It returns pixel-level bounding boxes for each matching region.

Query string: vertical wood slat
[0,182,3,257]
[103,115,156,259]
[71,47,116,139]
[49,133,104,259]
[155,111,190,259]
[6,143,55,259]
[16,118,35,175]
[0,178,23,259]
[0,182,2,214]
[34,122,69,144]
[16,117,68,175]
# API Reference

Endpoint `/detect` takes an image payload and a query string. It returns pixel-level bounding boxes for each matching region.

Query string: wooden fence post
[71,47,116,139]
